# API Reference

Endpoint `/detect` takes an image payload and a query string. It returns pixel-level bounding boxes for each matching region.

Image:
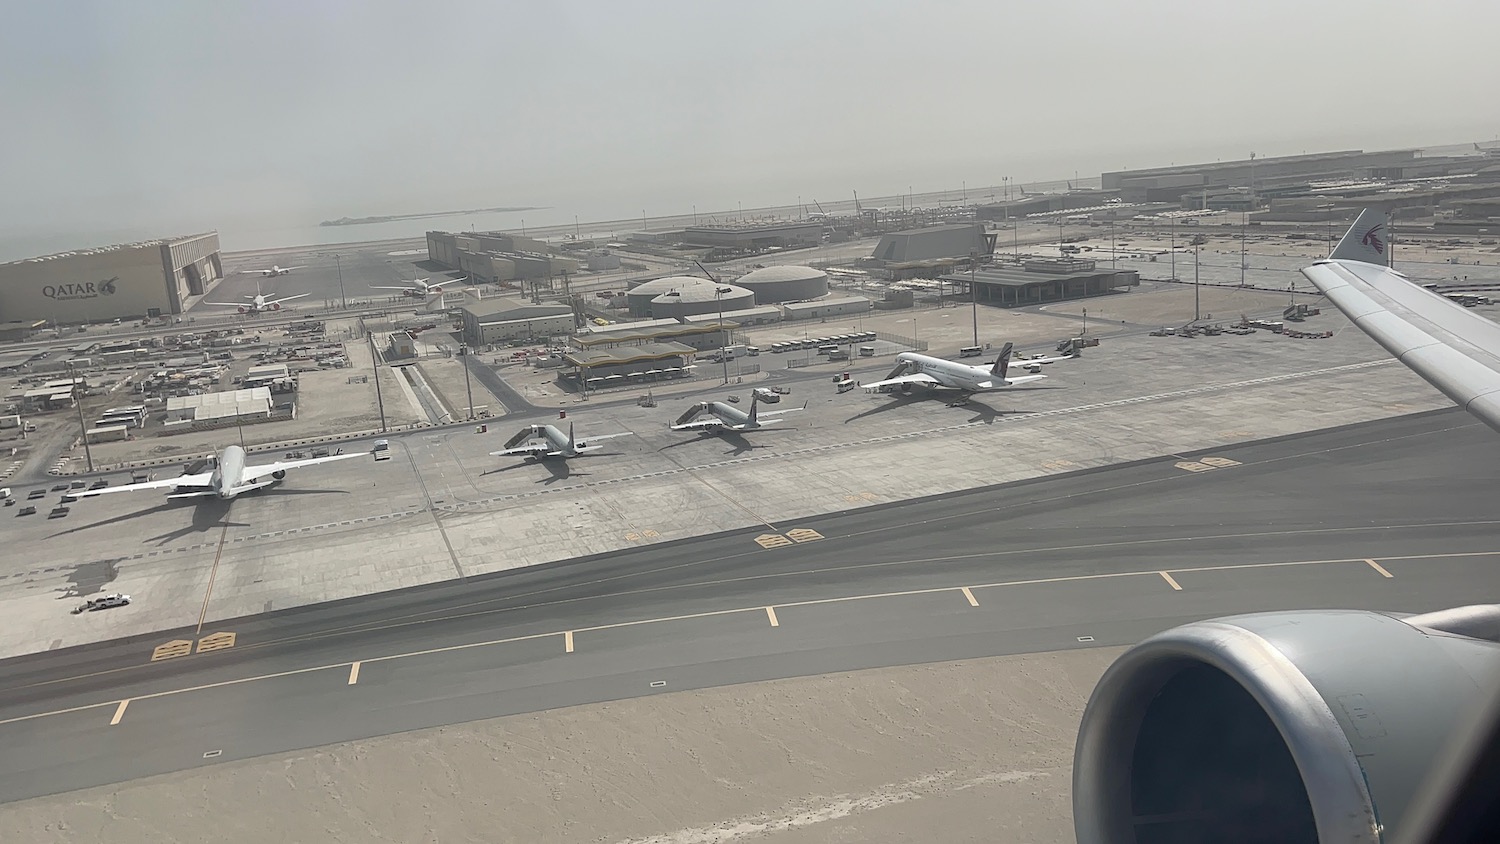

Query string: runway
[0,408,1496,803]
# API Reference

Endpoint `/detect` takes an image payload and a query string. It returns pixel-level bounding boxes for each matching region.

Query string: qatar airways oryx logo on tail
[1361,224,1386,255]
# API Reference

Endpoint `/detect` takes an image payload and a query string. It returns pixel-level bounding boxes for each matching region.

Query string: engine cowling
[272,302,281,310]
[271,469,286,480]
[1073,606,1500,844]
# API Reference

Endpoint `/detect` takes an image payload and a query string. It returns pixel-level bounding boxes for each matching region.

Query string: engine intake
[1073,607,1500,844]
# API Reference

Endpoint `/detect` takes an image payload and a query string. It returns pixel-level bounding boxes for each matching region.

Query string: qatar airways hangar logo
[1360,223,1386,255]
[42,277,118,301]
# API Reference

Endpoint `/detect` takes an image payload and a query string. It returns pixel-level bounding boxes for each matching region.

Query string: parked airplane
[240,264,306,277]
[671,393,803,432]
[860,342,1070,398]
[492,422,630,459]
[370,277,457,298]
[1303,208,1500,433]
[63,445,362,502]
[203,281,311,314]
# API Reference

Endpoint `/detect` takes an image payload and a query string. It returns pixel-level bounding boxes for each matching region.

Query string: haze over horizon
[2,0,1496,249]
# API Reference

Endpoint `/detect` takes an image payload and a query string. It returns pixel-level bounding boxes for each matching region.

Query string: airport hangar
[0,233,223,325]
[938,257,1140,307]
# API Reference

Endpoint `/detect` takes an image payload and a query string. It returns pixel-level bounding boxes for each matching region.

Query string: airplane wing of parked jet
[860,372,942,391]
[63,471,216,499]
[1302,208,1500,433]
[264,292,312,306]
[242,265,306,274]
[238,451,363,482]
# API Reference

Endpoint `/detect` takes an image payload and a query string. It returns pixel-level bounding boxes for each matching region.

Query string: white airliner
[671,393,803,432]
[63,445,362,502]
[492,422,630,459]
[1303,208,1500,433]
[241,264,306,277]
[370,277,457,298]
[204,282,311,314]
[861,342,1070,397]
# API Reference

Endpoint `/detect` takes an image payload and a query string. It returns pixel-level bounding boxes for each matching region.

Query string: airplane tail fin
[567,422,576,452]
[748,392,760,425]
[990,342,1015,380]
[1330,208,1390,266]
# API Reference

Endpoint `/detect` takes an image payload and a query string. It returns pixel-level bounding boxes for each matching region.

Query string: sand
[0,648,1121,843]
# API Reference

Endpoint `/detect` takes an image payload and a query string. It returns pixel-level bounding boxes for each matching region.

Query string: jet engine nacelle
[237,306,247,314]
[272,302,281,310]
[1073,606,1500,844]
[271,469,286,480]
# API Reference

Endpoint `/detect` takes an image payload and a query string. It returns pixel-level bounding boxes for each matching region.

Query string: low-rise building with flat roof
[459,299,574,346]
[781,296,872,321]
[937,258,1138,307]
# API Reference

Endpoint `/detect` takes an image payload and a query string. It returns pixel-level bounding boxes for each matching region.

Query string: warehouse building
[426,230,579,283]
[164,387,274,430]
[734,265,828,303]
[0,233,223,324]
[871,224,993,264]
[458,299,574,346]
[937,258,1139,307]
[563,342,698,387]
[571,321,732,353]
[683,306,781,326]
[781,296,871,321]
[680,222,823,250]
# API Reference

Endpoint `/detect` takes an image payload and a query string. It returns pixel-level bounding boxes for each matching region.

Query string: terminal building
[0,233,223,324]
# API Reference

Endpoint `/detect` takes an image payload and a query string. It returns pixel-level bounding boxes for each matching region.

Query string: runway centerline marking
[109,700,129,726]
[1365,559,1394,578]
[765,607,780,627]
[1159,571,1183,591]
[961,587,979,607]
[347,662,361,685]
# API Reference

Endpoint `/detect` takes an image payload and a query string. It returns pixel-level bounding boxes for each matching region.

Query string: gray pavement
[0,312,1464,658]
[0,408,1497,803]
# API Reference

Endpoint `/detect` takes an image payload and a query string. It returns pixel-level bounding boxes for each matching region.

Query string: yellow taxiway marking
[564,631,575,653]
[110,700,129,726]
[196,632,237,654]
[961,587,979,607]
[196,524,232,636]
[151,640,194,662]
[755,533,793,549]
[1159,571,1183,591]
[347,662,361,685]
[1365,559,1394,578]
[765,607,780,627]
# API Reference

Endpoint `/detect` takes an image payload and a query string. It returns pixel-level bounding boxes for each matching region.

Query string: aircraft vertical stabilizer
[990,342,1014,380]
[1329,208,1390,265]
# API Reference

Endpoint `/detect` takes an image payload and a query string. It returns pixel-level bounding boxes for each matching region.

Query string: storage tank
[734,265,829,304]
[649,281,754,320]
[624,276,711,317]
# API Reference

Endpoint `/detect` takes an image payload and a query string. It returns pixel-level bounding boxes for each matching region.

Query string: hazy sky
[2,0,1496,240]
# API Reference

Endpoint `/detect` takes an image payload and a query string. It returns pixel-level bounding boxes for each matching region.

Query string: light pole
[320,252,347,309]
[969,250,979,347]
[715,286,732,384]
[460,344,474,420]
[1170,217,1176,282]
[68,361,94,473]
[1190,234,1207,322]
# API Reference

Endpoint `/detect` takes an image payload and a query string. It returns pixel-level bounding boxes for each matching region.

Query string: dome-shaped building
[624,276,710,317]
[650,281,755,320]
[734,265,828,304]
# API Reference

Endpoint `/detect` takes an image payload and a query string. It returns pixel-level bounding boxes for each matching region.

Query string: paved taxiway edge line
[0,547,1471,730]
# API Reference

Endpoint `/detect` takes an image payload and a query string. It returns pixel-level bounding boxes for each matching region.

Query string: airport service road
[0,409,1497,802]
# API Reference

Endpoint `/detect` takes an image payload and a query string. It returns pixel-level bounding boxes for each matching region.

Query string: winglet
[1330,208,1391,266]
[990,342,1014,380]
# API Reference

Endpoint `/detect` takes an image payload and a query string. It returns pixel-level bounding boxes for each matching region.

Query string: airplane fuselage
[892,352,1002,392]
[536,424,577,457]
[211,445,248,499]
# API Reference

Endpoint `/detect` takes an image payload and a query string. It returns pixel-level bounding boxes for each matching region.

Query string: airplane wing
[995,373,1048,388]
[1303,207,1500,433]
[239,451,365,483]
[491,442,550,457]
[278,265,308,272]
[670,417,726,431]
[369,286,416,291]
[240,268,272,275]
[575,432,631,444]
[202,301,247,308]
[862,373,941,391]
[265,292,312,306]
[64,471,213,500]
